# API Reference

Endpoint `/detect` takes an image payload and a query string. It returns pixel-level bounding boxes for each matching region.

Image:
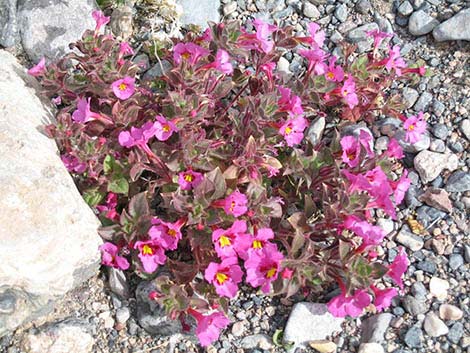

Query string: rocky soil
[0,0,469,352]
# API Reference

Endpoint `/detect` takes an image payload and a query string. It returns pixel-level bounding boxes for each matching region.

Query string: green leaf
[108,177,129,195]
[83,188,104,207]
[103,154,114,174]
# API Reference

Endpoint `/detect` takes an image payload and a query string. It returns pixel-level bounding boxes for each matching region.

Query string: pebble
[411,282,427,299]
[395,228,424,251]
[439,304,463,321]
[447,322,464,344]
[448,254,464,271]
[413,92,433,111]
[361,313,393,343]
[414,150,459,184]
[423,312,449,337]
[432,124,449,139]
[408,10,440,36]
[240,334,273,350]
[429,277,449,300]
[307,117,326,146]
[357,342,384,353]
[402,87,419,108]
[404,326,423,348]
[223,2,237,16]
[356,0,372,14]
[433,8,470,42]
[460,119,470,140]
[334,4,348,22]
[116,307,130,325]
[303,3,321,19]
[231,321,246,336]
[108,268,130,299]
[398,1,414,17]
[445,171,470,192]
[309,340,337,353]
[347,23,379,43]
[402,296,429,316]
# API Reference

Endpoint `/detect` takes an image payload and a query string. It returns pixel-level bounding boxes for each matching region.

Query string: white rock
[433,9,470,42]
[424,312,449,337]
[358,343,385,353]
[0,50,101,337]
[429,277,449,300]
[283,302,344,349]
[178,0,220,28]
[460,119,470,141]
[277,57,291,74]
[414,150,459,184]
[439,304,463,321]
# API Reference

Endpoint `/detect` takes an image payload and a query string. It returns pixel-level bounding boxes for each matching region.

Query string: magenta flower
[118,42,134,66]
[298,48,328,75]
[388,247,409,289]
[279,117,308,147]
[178,169,203,190]
[341,77,359,109]
[111,76,135,100]
[245,247,284,293]
[341,136,360,168]
[52,96,62,106]
[327,289,371,317]
[118,122,158,148]
[403,112,427,144]
[61,154,87,174]
[278,86,304,116]
[371,285,398,312]
[260,61,276,81]
[236,227,277,260]
[99,242,129,270]
[325,56,344,82]
[238,19,277,53]
[212,220,249,259]
[27,57,46,77]
[92,10,110,32]
[96,192,119,221]
[173,42,210,65]
[223,190,248,217]
[390,170,411,205]
[359,129,375,158]
[191,310,230,347]
[148,218,184,251]
[307,22,326,48]
[72,97,103,123]
[344,215,387,247]
[155,115,177,141]
[204,257,243,298]
[385,138,404,159]
[212,49,233,74]
[366,30,393,51]
[384,45,406,76]
[134,240,166,273]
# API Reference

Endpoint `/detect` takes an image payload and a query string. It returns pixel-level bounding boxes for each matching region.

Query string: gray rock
[108,268,130,299]
[408,10,439,36]
[361,313,393,343]
[448,254,464,271]
[20,318,94,353]
[414,150,459,184]
[307,117,325,146]
[356,0,372,14]
[398,1,414,16]
[347,23,379,43]
[429,139,445,153]
[416,205,446,228]
[402,87,419,109]
[110,5,134,40]
[464,244,470,263]
[0,0,19,47]
[433,9,470,42]
[334,4,348,22]
[143,60,173,80]
[395,131,430,153]
[303,3,321,19]
[416,259,436,274]
[413,92,433,111]
[424,312,448,337]
[404,326,423,348]
[396,228,424,251]
[178,0,220,28]
[283,302,344,349]
[240,334,274,350]
[460,119,470,140]
[447,322,464,344]
[432,124,449,139]
[0,51,101,338]
[222,2,237,16]
[358,343,384,353]
[411,282,427,299]
[445,171,470,192]
[17,0,97,62]
[432,100,445,116]
[116,307,131,325]
[402,296,429,316]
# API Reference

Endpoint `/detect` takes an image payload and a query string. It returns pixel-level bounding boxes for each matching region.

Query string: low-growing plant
[29,12,428,346]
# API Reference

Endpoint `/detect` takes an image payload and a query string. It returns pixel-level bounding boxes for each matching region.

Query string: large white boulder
[0,50,102,337]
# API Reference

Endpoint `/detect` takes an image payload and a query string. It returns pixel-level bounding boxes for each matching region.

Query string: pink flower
[193,311,230,347]
[341,77,359,109]
[278,86,304,116]
[260,61,276,81]
[173,42,210,65]
[384,45,406,76]
[385,138,404,159]
[61,154,87,173]
[236,228,277,260]
[344,216,387,247]
[359,129,375,158]
[366,30,393,51]
[238,19,277,53]
[341,136,360,168]
[118,42,134,65]
[298,48,328,75]
[403,112,427,144]
[72,97,102,123]
[111,76,135,100]
[92,10,110,32]
[245,247,284,293]
[134,240,166,273]
[223,190,248,217]
[212,220,249,259]
[27,58,46,77]
[308,22,326,48]
[371,285,398,312]
[390,170,411,205]
[96,193,119,221]
[118,121,158,148]
[204,257,243,298]
[388,247,409,289]
[325,56,344,82]
[178,169,203,190]
[280,116,308,147]
[327,289,371,317]
[99,242,129,270]
[148,218,184,251]
[212,49,233,74]
[52,96,62,105]
[155,115,177,141]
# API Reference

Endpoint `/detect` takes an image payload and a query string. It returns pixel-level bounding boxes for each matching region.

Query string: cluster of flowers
[29,11,428,346]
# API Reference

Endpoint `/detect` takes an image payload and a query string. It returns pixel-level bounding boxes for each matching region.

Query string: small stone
[356,0,372,13]
[358,343,384,353]
[404,326,423,348]
[429,277,449,300]
[447,322,464,344]
[448,254,464,270]
[240,334,273,350]
[116,307,130,325]
[432,124,449,139]
[347,23,379,43]
[307,117,326,146]
[414,150,459,184]
[433,9,470,42]
[398,1,414,16]
[402,296,429,316]
[439,304,463,321]
[277,57,291,74]
[132,54,150,73]
[396,131,431,153]
[418,188,453,213]
[334,4,348,22]
[396,228,424,251]
[460,119,470,140]
[223,2,237,16]
[424,312,449,337]
[303,3,321,19]
[408,10,440,36]
[413,92,433,112]
[108,268,130,299]
[179,0,220,27]
[445,171,470,192]
[411,282,427,299]
[309,340,337,353]
[231,321,246,337]
[361,313,393,343]
[463,244,470,263]
[110,5,134,40]
[377,218,394,234]
[432,100,445,116]
[402,88,419,109]
[143,60,172,80]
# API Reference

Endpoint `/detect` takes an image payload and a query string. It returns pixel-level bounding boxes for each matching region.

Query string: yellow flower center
[184,174,194,182]
[347,152,356,161]
[252,240,263,249]
[266,267,277,279]
[118,83,127,91]
[285,126,292,135]
[182,52,191,60]
[162,124,170,132]
[219,235,231,247]
[229,200,236,212]
[216,272,228,284]
[327,72,335,79]
[343,89,348,97]
[168,229,177,237]
[408,124,415,131]
[142,245,153,255]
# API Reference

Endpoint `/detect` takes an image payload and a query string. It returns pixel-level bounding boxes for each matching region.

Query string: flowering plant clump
[31,13,428,346]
